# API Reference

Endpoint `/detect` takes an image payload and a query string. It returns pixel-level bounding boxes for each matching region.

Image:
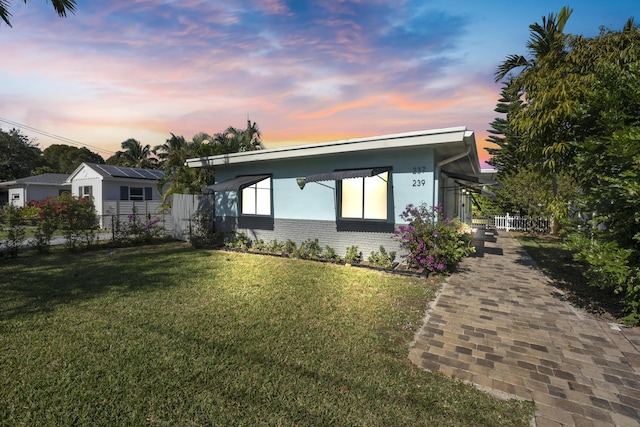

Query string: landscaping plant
[394,203,475,273]
[345,245,361,264]
[367,245,396,268]
[1,203,25,258]
[110,207,167,246]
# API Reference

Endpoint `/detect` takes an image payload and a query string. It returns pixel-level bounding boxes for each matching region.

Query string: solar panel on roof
[92,163,163,180]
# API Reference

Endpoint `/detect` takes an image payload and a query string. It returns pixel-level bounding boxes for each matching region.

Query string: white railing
[491,214,551,232]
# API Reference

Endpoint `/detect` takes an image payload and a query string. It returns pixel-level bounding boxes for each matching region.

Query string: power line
[0,117,116,156]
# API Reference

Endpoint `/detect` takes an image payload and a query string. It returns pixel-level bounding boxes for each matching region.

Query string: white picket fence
[491,214,551,232]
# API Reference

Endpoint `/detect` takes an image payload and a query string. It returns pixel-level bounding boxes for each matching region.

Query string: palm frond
[495,55,529,82]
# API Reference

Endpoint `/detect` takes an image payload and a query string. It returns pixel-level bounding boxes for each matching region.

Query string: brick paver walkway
[409,232,640,426]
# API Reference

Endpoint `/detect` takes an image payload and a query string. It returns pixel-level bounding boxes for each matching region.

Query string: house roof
[66,163,164,182]
[0,173,71,188]
[186,126,481,178]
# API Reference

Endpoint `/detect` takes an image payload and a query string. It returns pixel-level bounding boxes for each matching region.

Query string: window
[120,186,153,201]
[80,186,93,198]
[340,171,388,220]
[129,187,144,201]
[241,177,271,215]
[12,193,20,200]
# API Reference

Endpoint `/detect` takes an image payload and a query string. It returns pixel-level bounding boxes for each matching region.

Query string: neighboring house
[186,126,496,257]
[66,163,164,223]
[0,173,71,207]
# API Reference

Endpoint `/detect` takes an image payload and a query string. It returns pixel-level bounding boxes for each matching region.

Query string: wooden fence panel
[170,194,213,241]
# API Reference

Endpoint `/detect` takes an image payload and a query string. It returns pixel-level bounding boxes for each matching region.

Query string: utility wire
[0,117,116,157]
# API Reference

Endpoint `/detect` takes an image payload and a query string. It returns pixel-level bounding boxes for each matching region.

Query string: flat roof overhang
[186,126,476,169]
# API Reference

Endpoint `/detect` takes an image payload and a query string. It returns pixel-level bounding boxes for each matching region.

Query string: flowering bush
[54,194,99,251]
[26,194,99,252]
[111,207,166,245]
[394,204,475,273]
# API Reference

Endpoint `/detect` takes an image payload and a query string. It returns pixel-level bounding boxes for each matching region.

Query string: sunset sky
[1,1,637,166]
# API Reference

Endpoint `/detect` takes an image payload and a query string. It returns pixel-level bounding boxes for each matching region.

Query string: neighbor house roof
[66,163,164,182]
[186,126,481,178]
[0,173,70,188]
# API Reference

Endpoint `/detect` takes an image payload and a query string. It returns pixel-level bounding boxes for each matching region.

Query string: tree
[1,0,76,27]
[485,81,528,176]
[155,121,265,200]
[492,11,640,323]
[154,133,217,200]
[0,127,42,180]
[39,144,104,174]
[494,6,575,171]
[212,120,264,153]
[112,138,157,169]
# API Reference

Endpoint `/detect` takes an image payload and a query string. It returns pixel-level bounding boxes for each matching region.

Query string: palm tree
[213,120,264,153]
[1,0,76,27]
[155,133,217,200]
[115,138,156,169]
[493,7,575,170]
[495,7,573,83]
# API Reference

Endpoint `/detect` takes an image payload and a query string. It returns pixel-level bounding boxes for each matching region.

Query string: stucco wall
[213,145,438,223]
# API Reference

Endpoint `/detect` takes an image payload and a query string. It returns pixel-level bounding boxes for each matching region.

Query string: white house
[186,127,496,256]
[66,163,164,224]
[0,173,71,207]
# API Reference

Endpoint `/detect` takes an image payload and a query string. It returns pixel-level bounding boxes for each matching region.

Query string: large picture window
[241,177,271,216]
[340,171,388,220]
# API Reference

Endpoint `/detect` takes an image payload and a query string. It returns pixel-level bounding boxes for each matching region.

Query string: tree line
[0,120,264,201]
[485,7,640,324]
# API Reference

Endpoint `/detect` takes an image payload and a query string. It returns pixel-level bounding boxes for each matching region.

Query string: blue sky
[0,1,637,165]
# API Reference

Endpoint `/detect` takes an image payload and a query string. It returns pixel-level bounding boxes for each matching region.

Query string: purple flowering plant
[394,203,474,273]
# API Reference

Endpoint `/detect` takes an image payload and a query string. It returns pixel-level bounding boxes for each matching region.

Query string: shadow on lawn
[0,242,196,321]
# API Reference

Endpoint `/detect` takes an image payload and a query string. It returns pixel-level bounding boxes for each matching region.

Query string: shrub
[2,204,26,258]
[224,232,249,250]
[29,197,61,253]
[111,207,167,246]
[283,239,297,256]
[345,245,361,264]
[54,194,99,251]
[323,245,341,262]
[368,245,396,268]
[295,238,323,259]
[567,233,640,325]
[189,211,221,248]
[394,203,474,273]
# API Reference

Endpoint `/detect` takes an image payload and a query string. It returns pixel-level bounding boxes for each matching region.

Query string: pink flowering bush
[112,207,167,245]
[394,204,474,273]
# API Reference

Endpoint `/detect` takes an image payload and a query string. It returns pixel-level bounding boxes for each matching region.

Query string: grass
[513,232,625,322]
[0,242,534,426]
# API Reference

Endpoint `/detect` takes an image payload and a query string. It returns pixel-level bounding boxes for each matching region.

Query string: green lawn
[0,242,534,426]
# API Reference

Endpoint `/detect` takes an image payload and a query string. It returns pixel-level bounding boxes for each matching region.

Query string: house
[0,173,71,207]
[65,163,164,224]
[186,127,494,256]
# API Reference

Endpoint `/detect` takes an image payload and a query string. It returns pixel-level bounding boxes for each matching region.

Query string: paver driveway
[409,232,640,426]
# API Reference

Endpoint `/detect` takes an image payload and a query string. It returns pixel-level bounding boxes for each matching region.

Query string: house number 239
[412,166,426,187]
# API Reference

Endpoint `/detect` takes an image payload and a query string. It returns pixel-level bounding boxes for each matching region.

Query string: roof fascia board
[186,127,469,168]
